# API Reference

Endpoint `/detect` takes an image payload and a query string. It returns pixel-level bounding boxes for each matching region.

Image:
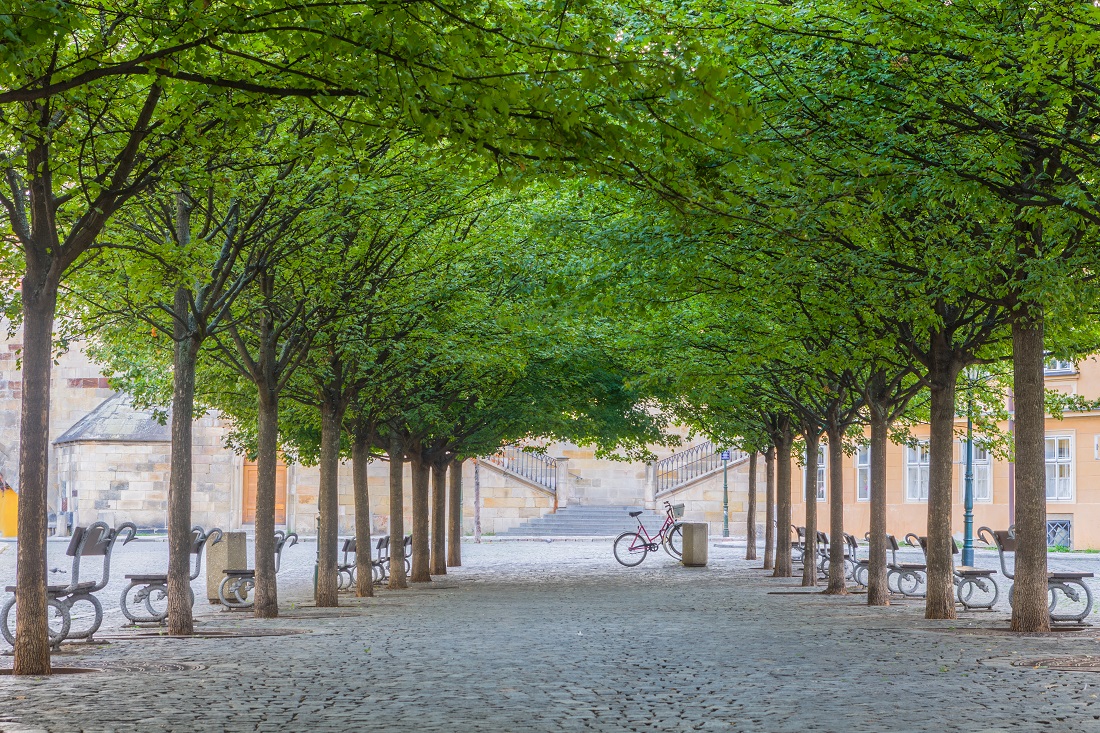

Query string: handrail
[654,441,747,494]
[482,446,557,492]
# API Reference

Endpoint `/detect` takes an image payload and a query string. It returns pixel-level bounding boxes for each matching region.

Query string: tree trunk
[410,452,432,582]
[353,433,373,598]
[773,430,794,578]
[430,459,447,576]
[867,406,890,606]
[745,452,758,560]
[1011,311,1050,632]
[13,283,57,675]
[473,458,482,543]
[924,346,960,620]
[166,287,198,635]
[764,445,776,570]
[447,459,462,567]
[802,429,820,587]
[251,386,279,618]
[824,427,847,595]
[315,399,342,607]
[387,434,407,590]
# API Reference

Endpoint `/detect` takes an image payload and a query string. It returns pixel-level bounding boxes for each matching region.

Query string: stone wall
[458,460,556,535]
[654,456,766,536]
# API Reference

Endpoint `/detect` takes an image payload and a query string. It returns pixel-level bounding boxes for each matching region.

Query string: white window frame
[856,444,871,502]
[906,442,930,502]
[1045,358,1076,375]
[816,444,826,502]
[1045,434,1075,502]
[959,439,992,503]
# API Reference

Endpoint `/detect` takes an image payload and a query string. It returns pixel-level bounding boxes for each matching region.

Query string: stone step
[499,505,668,537]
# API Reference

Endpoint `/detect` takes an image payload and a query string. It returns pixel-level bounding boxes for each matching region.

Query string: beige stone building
[790,356,1100,550]
[0,326,754,539]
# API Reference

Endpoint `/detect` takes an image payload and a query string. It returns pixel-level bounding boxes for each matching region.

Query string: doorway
[242,461,288,525]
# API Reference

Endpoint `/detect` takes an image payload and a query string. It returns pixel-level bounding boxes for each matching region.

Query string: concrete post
[555,457,571,509]
[681,522,709,567]
[206,530,247,603]
[643,462,656,510]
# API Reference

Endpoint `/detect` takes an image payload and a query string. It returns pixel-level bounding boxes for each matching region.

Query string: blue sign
[720,450,731,461]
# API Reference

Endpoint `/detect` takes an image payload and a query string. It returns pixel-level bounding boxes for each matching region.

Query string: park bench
[337,538,357,590]
[791,525,807,564]
[980,527,1094,623]
[2,521,136,649]
[217,530,298,610]
[885,534,927,597]
[910,534,999,610]
[119,526,222,624]
[383,535,412,577]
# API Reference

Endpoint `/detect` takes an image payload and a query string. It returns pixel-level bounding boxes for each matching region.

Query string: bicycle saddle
[628,511,643,517]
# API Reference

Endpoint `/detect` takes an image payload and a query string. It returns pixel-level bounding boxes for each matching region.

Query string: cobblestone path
[3,541,1100,732]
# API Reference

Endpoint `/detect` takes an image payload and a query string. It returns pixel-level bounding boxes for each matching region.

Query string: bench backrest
[67,521,137,594]
[273,531,299,573]
[188,527,222,580]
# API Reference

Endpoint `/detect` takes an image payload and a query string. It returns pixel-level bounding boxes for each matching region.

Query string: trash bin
[681,522,709,567]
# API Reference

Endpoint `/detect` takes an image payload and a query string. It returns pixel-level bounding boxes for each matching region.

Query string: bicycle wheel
[663,523,684,559]
[614,531,648,567]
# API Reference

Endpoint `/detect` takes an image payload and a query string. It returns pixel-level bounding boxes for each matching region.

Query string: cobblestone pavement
[3,539,1100,732]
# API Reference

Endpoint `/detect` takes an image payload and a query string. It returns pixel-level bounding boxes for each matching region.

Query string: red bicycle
[613,501,684,566]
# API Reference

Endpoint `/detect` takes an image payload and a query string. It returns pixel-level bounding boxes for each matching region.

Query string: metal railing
[655,441,746,494]
[483,446,557,492]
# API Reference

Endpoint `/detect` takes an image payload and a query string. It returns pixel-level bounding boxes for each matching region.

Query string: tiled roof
[54,393,171,444]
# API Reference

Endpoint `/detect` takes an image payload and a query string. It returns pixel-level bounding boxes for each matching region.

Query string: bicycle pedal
[648,543,660,552]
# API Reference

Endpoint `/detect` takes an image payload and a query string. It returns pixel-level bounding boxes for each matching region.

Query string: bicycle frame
[628,506,676,549]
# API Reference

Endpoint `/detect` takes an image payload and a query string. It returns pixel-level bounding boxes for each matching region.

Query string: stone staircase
[498,505,666,537]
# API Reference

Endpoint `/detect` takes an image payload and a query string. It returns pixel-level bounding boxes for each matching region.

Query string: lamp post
[721,449,731,537]
[962,372,976,567]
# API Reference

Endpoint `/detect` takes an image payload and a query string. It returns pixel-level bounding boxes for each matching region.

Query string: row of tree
[6,0,1100,676]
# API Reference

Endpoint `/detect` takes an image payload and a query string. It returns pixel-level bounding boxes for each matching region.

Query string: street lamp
[721,449,731,537]
[963,386,975,567]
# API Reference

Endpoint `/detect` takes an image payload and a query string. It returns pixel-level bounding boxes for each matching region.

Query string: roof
[54,393,172,445]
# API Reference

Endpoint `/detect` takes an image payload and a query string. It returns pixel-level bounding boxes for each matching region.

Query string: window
[959,441,992,503]
[1045,359,1075,375]
[906,442,930,502]
[1047,520,1072,548]
[1045,435,1074,501]
[816,444,826,502]
[856,445,871,501]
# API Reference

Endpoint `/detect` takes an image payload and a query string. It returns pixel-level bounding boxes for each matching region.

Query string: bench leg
[1050,580,1094,623]
[1,595,71,649]
[218,575,255,610]
[121,582,169,624]
[62,594,104,641]
[956,576,999,610]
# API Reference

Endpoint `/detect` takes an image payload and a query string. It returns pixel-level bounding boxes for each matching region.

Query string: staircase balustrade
[655,441,747,494]
[483,447,557,492]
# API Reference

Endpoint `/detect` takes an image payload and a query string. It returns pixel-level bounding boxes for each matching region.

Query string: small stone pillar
[681,523,709,567]
[555,457,571,509]
[643,462,656,510]
[206,531,247,603]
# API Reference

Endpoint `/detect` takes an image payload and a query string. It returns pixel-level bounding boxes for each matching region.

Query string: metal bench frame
[910,534,999,610]
[980,526,1094,623]
[337,537,357,590]
[2,521,136,649]
[217,530,298,610]
[119,526,222,624]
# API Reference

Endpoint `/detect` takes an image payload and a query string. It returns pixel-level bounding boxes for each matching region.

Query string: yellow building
[791,356,1100,549]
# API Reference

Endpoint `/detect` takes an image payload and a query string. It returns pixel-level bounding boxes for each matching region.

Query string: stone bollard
[206,531,247,603]
[680,523,709,567]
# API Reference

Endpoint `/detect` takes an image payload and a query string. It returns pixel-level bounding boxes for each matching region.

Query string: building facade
[790,356,1100,549]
